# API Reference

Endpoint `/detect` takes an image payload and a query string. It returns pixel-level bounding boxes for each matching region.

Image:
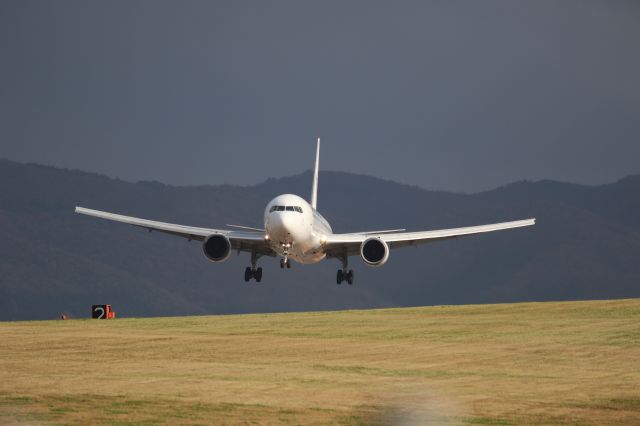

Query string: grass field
[1,299,639,425]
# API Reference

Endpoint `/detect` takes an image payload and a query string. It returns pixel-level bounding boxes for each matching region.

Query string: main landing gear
[245,266,263,282]
[336,269,354,285]
[244,250,263,282]
[336,254,354,285]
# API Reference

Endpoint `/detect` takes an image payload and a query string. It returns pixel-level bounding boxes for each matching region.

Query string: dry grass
[1,299,639,425]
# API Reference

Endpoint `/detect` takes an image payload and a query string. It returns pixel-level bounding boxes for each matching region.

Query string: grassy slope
[1,299,639,425]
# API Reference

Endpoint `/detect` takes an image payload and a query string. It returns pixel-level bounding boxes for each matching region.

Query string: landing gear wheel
[255,267,263,282]
[336,269,343,285]
[281,258,291,269]
[244,267,252,282]
[346,269,354,285]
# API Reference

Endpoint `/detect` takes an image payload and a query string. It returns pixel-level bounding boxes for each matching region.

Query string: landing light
[264,235,270,240]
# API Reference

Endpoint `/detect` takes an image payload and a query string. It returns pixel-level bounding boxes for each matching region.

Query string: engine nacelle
[202,234,231,263]
[360,238,390,267]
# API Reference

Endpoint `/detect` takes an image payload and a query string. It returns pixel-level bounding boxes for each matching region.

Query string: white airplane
[76,139,535,284]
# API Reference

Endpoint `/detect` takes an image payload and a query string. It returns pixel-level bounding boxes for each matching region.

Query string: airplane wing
[324,218,535,258]
[75,207,274,256]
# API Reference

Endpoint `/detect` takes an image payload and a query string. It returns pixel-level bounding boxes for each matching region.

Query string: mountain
[1,158,639,320]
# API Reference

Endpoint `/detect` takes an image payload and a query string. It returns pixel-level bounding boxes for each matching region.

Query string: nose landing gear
[279,243,292,269]
[280,256,291,269]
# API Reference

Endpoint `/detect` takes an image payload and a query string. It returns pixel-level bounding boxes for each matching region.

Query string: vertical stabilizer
[311,138,320,210]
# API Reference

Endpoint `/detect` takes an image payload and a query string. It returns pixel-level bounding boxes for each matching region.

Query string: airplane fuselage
[264,194,330,264]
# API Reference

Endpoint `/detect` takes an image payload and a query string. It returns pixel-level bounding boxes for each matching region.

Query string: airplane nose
[267,213,287,238]
[269,213,303,241]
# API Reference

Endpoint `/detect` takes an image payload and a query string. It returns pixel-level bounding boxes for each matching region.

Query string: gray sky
[1,0,639,192]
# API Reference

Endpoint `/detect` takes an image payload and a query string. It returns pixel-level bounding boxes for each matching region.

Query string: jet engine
[202,234,232,262]
[360,238,390,267]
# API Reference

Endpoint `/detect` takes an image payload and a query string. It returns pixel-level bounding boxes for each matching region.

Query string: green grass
[1,299,640,424]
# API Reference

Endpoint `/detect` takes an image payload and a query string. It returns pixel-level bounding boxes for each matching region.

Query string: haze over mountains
[0,158,639,321]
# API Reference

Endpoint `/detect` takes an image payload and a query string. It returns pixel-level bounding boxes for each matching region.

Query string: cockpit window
[270,205,303,213]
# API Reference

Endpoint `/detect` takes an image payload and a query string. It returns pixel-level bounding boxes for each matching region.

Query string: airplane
[75,139,535,284]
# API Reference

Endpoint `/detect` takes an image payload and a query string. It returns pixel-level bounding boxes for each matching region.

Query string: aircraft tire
[336,269,343,284]
[347,270,354,285]
[244,267,252,282]
[255,267,263,282]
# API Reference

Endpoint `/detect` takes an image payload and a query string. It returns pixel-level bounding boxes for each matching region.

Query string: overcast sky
[1,1,639,192]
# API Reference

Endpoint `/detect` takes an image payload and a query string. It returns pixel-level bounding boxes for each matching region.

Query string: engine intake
[360,238,390,267]
[202,234,231,262]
